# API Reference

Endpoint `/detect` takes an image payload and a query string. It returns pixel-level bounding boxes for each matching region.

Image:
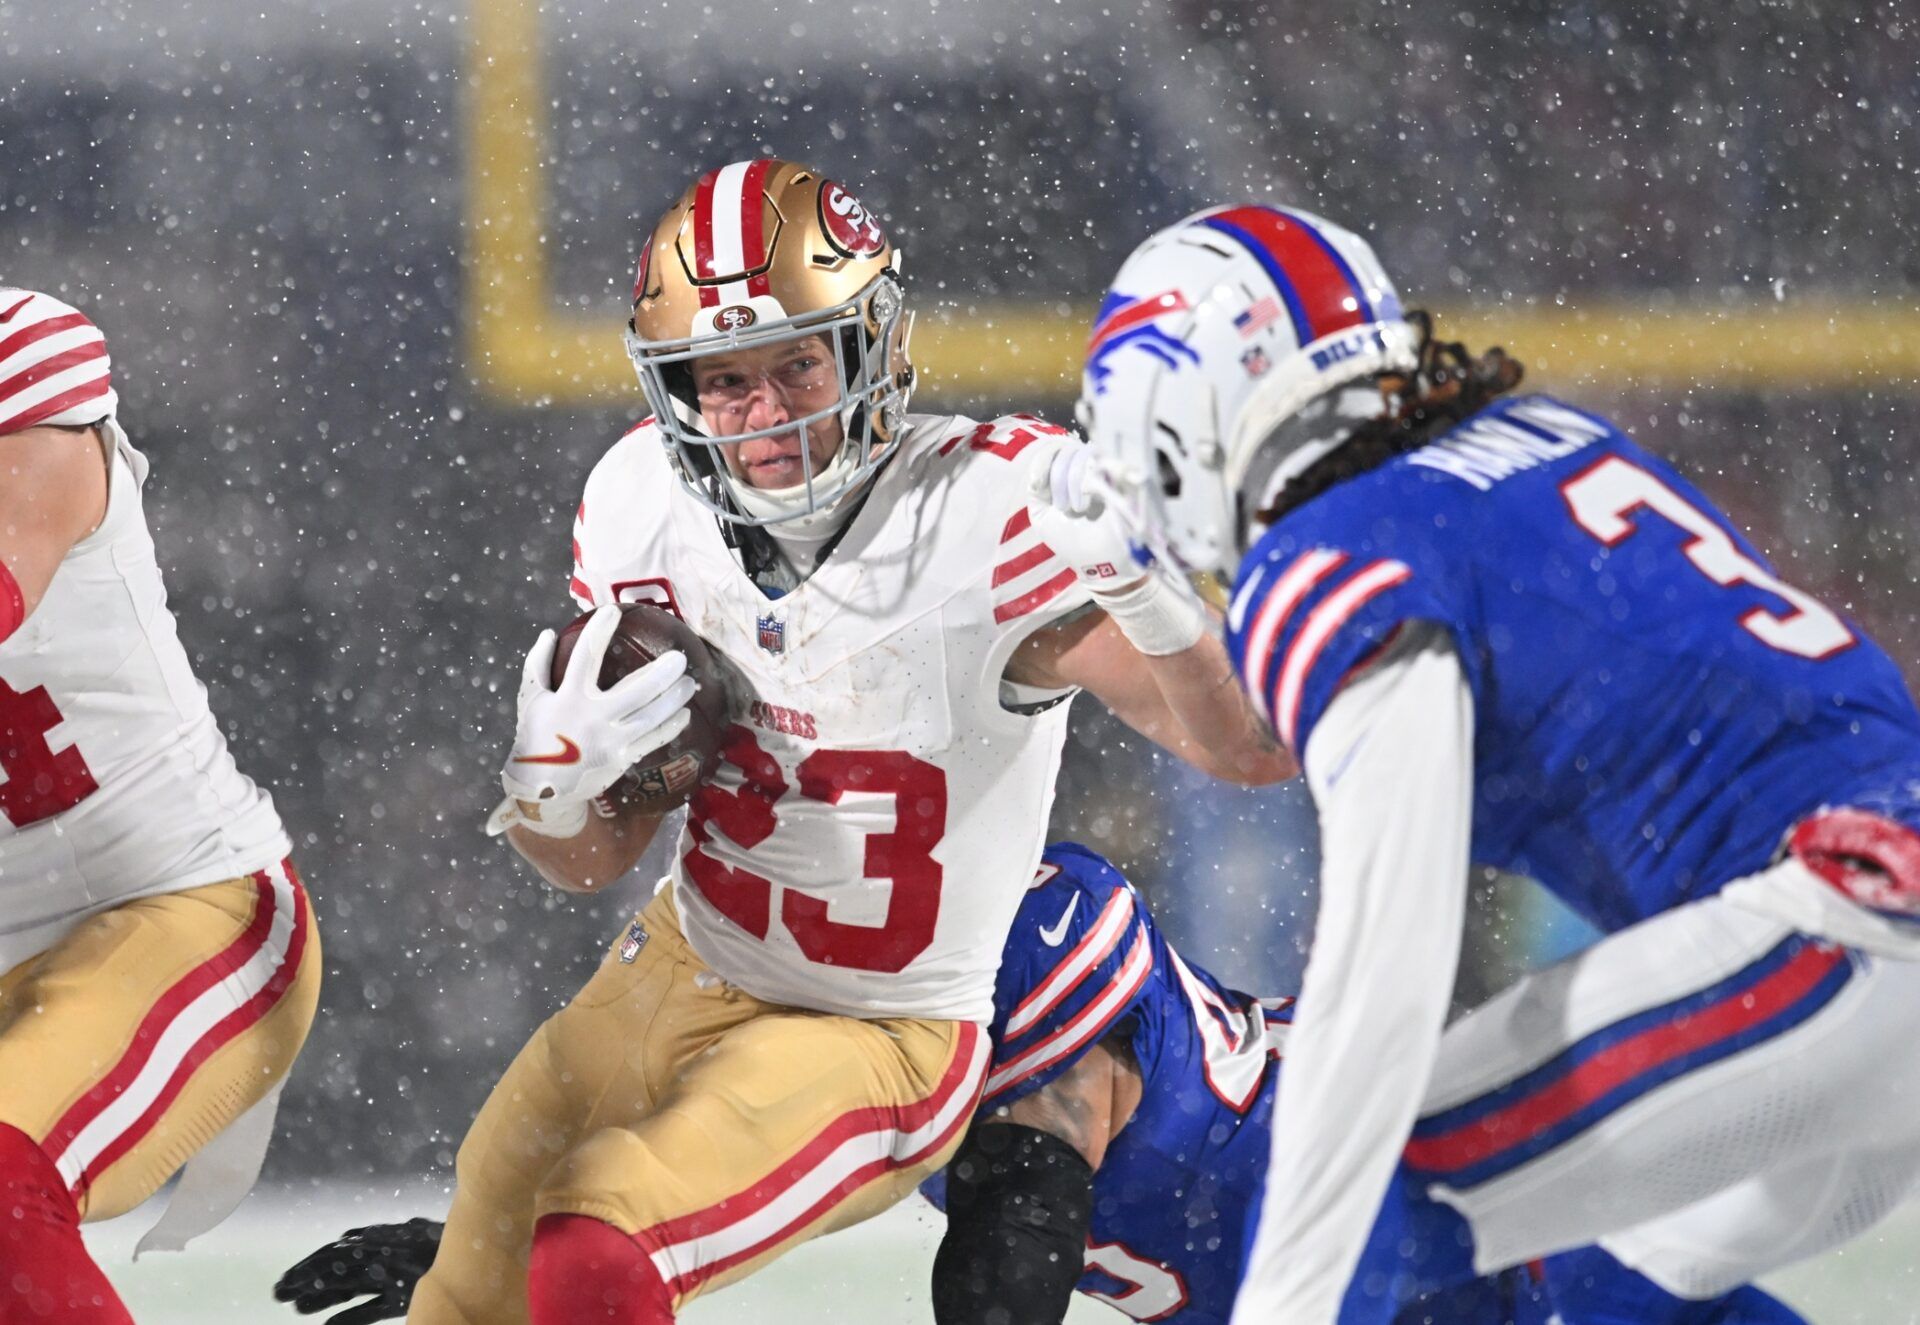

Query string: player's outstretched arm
[1013,608,1295,786]
[1014,446,1294,786]
[273,1217,442,1325]
[0,424,109,638]
[932,1038,1138,1325]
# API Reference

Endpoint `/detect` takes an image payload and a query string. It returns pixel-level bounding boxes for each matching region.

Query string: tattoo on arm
[988,1033,1141,1171]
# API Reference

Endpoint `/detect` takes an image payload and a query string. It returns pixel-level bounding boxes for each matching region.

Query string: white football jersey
[570,413,1094,1022]
[0,425,290,974]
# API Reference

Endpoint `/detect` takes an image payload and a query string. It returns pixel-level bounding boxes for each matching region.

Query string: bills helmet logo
[716,304,757,331]
[818,182,887,259]
[1085,288,1200,392]
[756,613,787,654]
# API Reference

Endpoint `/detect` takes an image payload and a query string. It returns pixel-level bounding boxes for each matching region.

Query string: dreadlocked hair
[1260,310,1524,522]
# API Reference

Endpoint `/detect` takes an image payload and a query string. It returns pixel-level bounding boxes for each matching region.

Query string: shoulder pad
[981,844,1155,1109]
[572,418,676,608]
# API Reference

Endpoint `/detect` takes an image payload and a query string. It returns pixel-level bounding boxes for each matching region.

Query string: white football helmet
[1075,205,1419,577]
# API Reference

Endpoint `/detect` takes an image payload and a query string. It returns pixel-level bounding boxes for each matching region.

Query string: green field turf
[85,1181,1920,1323]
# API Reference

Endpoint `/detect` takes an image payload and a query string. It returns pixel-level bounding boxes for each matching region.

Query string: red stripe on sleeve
[991,542,1058,588]
[0,375,114,437]
[0,342,107,402]
[0,310,90,364]
[993,569,1078,625]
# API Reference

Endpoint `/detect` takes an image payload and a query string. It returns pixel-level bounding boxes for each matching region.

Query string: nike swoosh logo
[1227,561,1267,634]
[1322,730,1369,789]
[1039,893,1079,946]
[513,736,582,765]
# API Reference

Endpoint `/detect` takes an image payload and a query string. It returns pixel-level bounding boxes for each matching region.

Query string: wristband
[1092,571,1208,656]
[485,795,590,840]
[0,562,22,644]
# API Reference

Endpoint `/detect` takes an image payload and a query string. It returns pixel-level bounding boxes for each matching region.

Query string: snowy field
[86,1180,1920,1324]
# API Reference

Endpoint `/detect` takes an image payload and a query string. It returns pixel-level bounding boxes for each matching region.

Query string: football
[550,603,732,813]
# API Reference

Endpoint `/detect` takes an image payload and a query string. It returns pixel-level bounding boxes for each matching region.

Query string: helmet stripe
[692,167,722,306]
[739,157,775,299]
[1276,207,1377,324]
[1199,206,1367,346]
[708,160,751,278]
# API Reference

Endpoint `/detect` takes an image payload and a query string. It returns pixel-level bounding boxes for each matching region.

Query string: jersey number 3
[683,727,947,973]
[1561,456,1854,660]
[0,680,100,828]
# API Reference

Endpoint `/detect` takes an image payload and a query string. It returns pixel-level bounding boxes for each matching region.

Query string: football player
[415,160,1292,1325]
[1076,205,1920,1324]
[0,289,321,1323]
[925,844,1803,1325]
[278,844,1775,1325]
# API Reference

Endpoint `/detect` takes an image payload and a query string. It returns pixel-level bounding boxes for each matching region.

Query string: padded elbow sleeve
[931,1123,1094,1325]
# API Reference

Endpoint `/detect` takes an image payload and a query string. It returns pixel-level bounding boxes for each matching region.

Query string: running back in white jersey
[571,413,1092,1022]
[0,302,290,972]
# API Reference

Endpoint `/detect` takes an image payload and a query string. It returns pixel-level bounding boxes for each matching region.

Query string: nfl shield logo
[618,919,649,964]
[756,613,786,654]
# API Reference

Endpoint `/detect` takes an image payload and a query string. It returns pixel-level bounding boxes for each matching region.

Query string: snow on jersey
[922,844,1556,1325]
[569,413,1093,1022]
[0,292,290,971]
[1226,393,1920,933]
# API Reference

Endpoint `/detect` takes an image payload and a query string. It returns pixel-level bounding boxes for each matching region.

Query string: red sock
[0,1124,134,1325]
[528,1214,674,1324]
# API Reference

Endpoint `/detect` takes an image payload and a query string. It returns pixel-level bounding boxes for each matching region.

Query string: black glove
[273,1217,443,1325]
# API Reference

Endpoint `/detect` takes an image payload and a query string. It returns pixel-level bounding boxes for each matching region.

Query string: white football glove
[1028,445,1207,656]
[1027,444,1154,592]
[492,604,697,838]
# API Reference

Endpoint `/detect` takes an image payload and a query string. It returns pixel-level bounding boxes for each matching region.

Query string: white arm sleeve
[1229,623,1476,1325]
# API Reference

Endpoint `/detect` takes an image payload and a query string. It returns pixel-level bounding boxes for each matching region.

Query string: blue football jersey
[921,844,1556,1324]
[1226,394,1920,931]
[919,842,1286,1321]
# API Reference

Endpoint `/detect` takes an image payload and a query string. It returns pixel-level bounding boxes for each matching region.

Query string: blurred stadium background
[5,0,1918,1317]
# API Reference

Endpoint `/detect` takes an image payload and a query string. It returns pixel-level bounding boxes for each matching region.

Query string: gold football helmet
[625,159,915,530]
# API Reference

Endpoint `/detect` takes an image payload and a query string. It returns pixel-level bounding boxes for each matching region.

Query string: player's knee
[528,1214,672,1324]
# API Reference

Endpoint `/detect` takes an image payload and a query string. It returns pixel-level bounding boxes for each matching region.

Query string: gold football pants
[411,884,987,1324]
[0,859,321,1220]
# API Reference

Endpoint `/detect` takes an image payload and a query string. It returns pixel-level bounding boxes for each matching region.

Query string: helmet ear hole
[1156,450,1183,499]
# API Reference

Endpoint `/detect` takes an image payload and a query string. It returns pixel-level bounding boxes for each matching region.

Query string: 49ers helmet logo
[716,304,757,331]
[818,181,887,258]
